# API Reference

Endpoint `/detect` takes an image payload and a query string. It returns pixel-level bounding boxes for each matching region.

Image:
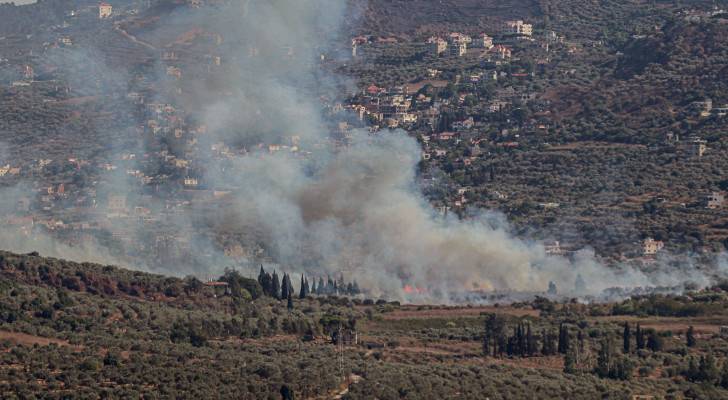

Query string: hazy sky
[0,0,37,4]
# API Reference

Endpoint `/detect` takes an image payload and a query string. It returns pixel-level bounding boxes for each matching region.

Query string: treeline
[256,266,361,300]
[483,315,573,359]
[0,251,210,301]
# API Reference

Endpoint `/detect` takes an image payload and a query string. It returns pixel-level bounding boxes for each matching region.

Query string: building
[23,65,34,80]
[448,32,471,45]
[706,191,725,209]
[427,36,448,55]
[690,99,712,116]
[474,34,494,49]
[490,45,512,59]
[450,41,467,57]
[684,136,707,157]
[448,33,470,57]
[99,2,113,19]
[544,241,564,255]
[642,238,664,256]
[166,66,182,79]
[503,20,533,37]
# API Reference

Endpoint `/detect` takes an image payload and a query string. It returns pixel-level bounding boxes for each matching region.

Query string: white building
[642,238,664,256]
[503,20,533,37]
[450,41,467,57]
[99,2,113,19]
[706,191,725,209]
[427,37,448,55]
[474,34,494,49]
[544,241,564,255]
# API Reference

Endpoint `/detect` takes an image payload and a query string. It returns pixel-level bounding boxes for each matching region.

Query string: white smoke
[0,0,724,303]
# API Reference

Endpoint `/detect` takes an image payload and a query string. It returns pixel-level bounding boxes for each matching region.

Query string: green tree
[720,360,728,388]
[281,274,290,300]
[623,322,631,354]
[299,274,308,299]
[558,323,570,354]
[698,353,719,383]
[687,325,696,347]
[564,349,576,374]
[595,338,613,378]
[647,333,663,352]
[635,324,645,350]
[280,385,295,400]
[272,271,281,299]
[483,313,506,357]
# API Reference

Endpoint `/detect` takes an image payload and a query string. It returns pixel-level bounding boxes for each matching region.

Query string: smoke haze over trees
[1,0,728,303]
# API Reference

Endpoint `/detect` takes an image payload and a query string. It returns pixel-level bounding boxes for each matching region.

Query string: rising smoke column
[0,0,721,302]
[189,0,722,302]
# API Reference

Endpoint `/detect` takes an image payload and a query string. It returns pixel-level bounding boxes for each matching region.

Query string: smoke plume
[0,0,724,303]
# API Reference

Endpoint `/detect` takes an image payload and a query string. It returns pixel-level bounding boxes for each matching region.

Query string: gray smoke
[0,0,724,303]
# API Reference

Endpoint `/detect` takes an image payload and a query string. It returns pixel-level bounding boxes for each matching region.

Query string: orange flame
[403,284,427,294]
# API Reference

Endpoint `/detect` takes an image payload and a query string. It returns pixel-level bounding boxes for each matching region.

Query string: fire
[403,284,427,294]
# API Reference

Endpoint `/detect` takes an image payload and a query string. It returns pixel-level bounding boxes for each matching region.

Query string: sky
[0,0,37,4]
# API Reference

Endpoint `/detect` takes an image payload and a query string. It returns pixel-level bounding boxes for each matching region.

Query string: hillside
[3,251,728,398]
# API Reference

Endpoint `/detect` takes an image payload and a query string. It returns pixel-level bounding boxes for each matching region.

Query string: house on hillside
[705,191,725,209]
[473,34,494,49]
[503,20,533,37]
[642,238,664,256]
[99,2,112,19]
[490,45,512,60]
[448,33,470,57]
[427,37,448,55]
[450,41,467,57]
[683,136,707,157]
[544,241,564,256]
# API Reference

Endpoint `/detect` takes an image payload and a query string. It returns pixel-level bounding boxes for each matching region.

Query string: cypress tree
[635,324,645,350]
[258,266,273,295]
[687,356,699,382]
[687,325,696,347]
[623,322,631,354]
[483,317,491,357]
[558,323,570,354]
[311,279,317,294]
[299,274,307,299]
[517,324,525,356]
[318,277,325,294]
[272,271,281,299]
[281,274,289,301]
[526,324,535,356]
[563,348,576,374]
[258,266,265,287]
[287,291,293,311]
[595,338,612,378]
